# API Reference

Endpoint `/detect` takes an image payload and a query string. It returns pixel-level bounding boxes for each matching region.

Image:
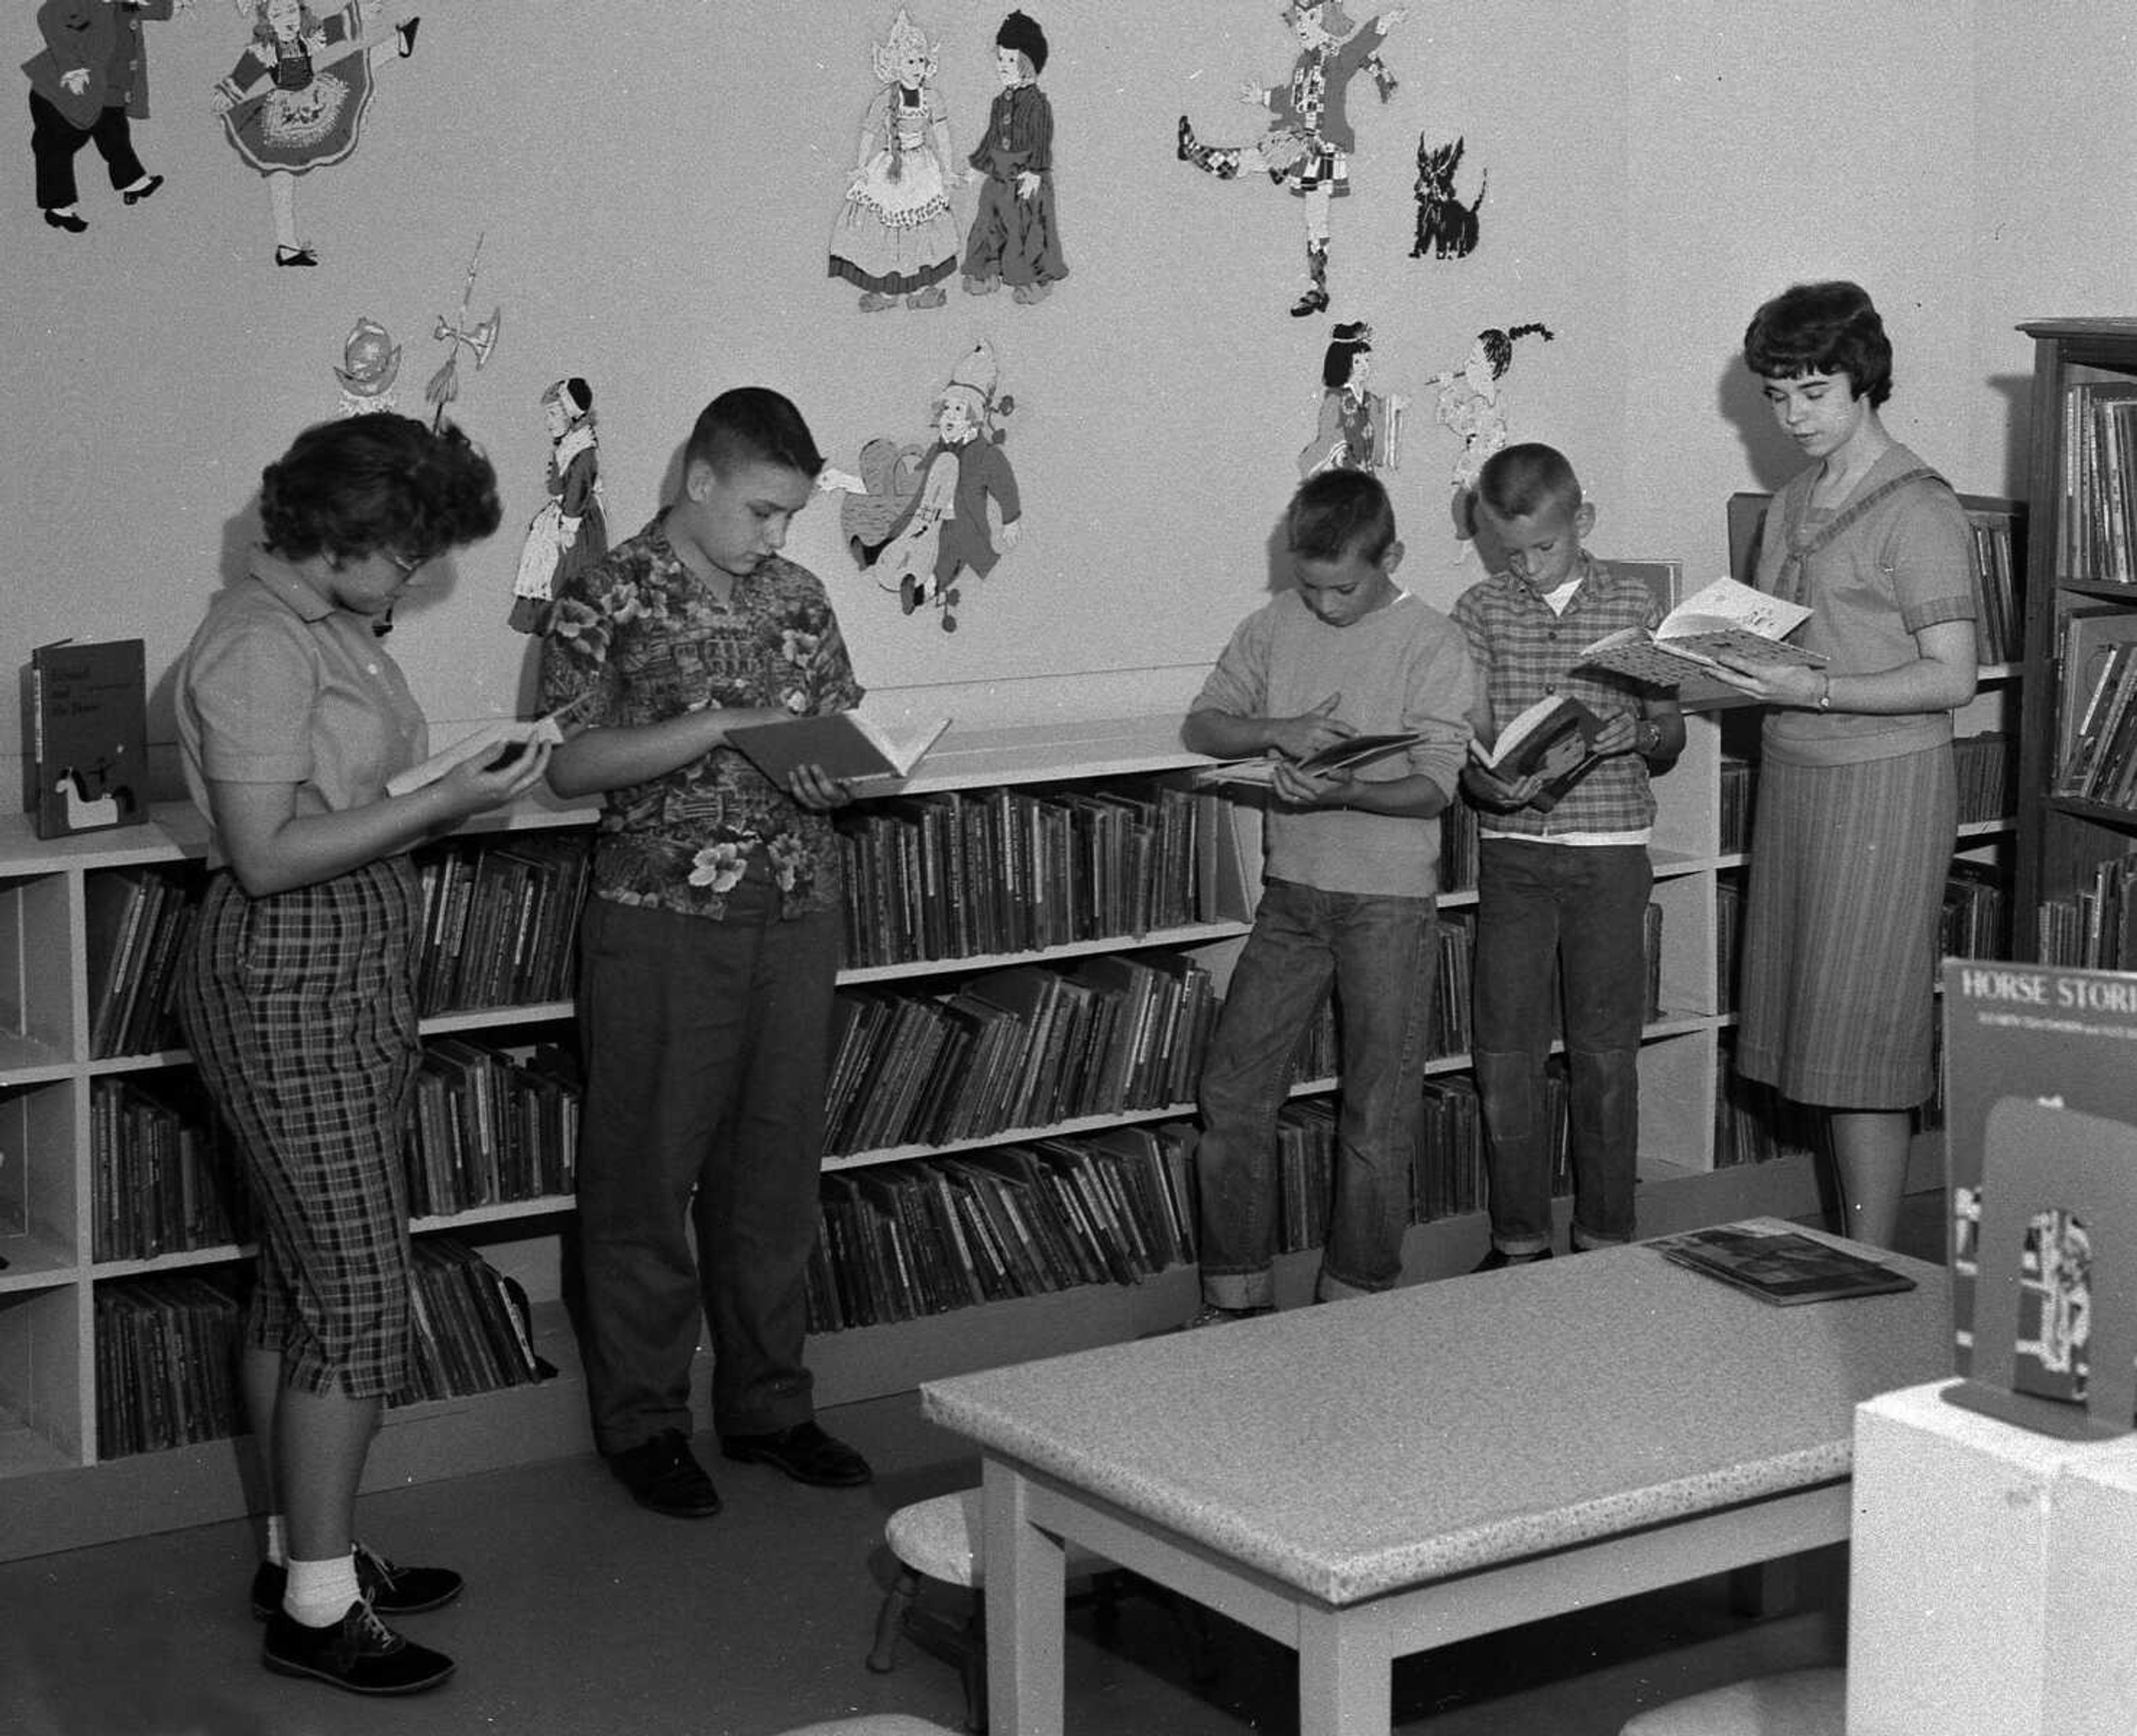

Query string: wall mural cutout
[830,8,961,315]
[1175,1,1405,318]
[962,10,1065,304]
[210,0,420,268]
[332,314,400,416]
[509,378,608,638]
[1299,319,1402,478]
[1410,134,1484,261]
[843,338,1023,634]
[24,0,180,235]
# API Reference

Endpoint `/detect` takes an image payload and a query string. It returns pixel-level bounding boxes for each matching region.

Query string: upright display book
[1202,731,1421,785]
[1469,695,1602,812]
[722,707,950,789]
[1575,575,1824,688]
[1650,1222,1915,1305]
[21,638,149,840]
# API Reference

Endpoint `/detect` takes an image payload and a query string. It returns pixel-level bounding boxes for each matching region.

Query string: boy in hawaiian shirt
[540,388,873,1516]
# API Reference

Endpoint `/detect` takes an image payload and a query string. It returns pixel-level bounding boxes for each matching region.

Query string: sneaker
[262,1601,455,1696]
[1471,1245,1552,1274]
[1179,1301,1274,1330]
[610,1429,723,1517]
[250,1543,464,1621]
[719,1419,873,1487]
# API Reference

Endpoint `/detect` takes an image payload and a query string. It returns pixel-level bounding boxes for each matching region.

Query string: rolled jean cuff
[1202,1269,1276,1311]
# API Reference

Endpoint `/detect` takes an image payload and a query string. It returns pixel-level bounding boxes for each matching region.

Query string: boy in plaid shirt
[1455,443,1684,1268]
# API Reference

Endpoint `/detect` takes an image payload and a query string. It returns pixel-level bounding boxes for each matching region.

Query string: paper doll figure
[509,378,608,635]
[850,339,1022,633]
[1411,135,1485,260]
[332,314,400,415]
[1428,322,1554,494]
[829,8,959,313]
[24,0,177,234]
[962,11,1067,305]
[1299,320,1404,477]
[1175,1,1404,317]
[210,0,420,268]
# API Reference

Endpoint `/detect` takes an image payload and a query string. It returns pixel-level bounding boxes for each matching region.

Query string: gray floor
[0,1195,1942,1736]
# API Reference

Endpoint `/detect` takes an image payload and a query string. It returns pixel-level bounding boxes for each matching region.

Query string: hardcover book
[1202,730,1423,785]
[21,638,149,839]
[1575,576,1823,688]
[1468,694,1603,813]
[1650,1222,1914,1306]
[723,707,949,790]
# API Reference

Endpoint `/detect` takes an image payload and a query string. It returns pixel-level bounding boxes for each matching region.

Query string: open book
[1202,730,1422,785]
[1650,1223,1915,1306]
[385,697,589,798]
[1468,695,1601,813]
[1576,575,1824,687]
[723,707,951,788]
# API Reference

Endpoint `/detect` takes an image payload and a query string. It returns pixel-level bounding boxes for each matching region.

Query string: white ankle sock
[284,1553,362,1628]
[264,1515,288,1567]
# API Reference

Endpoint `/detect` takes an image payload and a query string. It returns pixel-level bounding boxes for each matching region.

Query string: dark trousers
[30,92,145,210]
[1473,839,1651,1255]
[573,887,838,1452]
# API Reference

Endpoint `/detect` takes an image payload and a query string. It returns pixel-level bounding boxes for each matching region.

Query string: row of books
[2053,608,2137,804]
[1966,507,2024,665]
[803,1125,1195,1331]
[2035,847,2137,969]
[411,832,592,1015]
[1713,1061,1826,1169]
[835,780,1227,970]
[824,953,1219,1157]
[91,1078,247,1263]
[408,1039,582,1219]
[395,1238,555,1405]
[2058,380,2137,585]
[85,866,199,1059]
[93,1272,244,1458]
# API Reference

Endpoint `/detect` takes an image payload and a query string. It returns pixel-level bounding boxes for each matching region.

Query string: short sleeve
[186,616,315,786]
[1885,486,1978,634]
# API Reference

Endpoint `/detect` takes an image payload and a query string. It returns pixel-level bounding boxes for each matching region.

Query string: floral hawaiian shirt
[538,515,864,920]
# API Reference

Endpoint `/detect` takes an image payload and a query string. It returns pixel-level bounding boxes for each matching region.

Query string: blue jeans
[1196,879,1436,1307]
[573,886,839,1450]
[1473,839,1650,1256]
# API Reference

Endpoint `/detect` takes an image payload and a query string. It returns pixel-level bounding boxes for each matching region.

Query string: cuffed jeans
[1473,839,1649,1256]
[574,886,838,1452]
[1196,878,1435,1308]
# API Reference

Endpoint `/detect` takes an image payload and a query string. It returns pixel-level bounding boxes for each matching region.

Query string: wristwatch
[1636,719,1662,756]
[1816,673,1834,711]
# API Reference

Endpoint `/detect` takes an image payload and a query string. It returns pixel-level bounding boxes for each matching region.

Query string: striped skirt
[1735,744,1955,1109]
[177,857,422,1398]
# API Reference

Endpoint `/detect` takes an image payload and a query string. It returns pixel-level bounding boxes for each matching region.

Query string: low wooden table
[920,1221,1949,1735]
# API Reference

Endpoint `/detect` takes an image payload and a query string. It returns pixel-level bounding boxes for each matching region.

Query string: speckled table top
[921,1221,1951,1605]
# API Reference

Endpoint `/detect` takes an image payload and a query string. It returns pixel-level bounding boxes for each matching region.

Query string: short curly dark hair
[1742,280,1893,407]
[259,415,502,566]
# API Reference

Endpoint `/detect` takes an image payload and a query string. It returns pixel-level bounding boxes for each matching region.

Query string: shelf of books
[2015,319,2137,963]
[0,703,1865,1561]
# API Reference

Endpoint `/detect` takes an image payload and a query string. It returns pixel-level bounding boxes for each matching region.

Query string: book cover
[1203,730,1422,786]
[1469,694,1603,812]
[1575,576,1824,688]
[1649,1222,1915,1306]
[1942,958,2137,1423]
[22,638,149,840]
[722,707,950,790]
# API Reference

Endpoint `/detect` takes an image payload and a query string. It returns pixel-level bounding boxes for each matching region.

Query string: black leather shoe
[609,1429,723,1517]
[720,1420,873,1487]
[1473,1245,1552,1273]
[262,1601,455,1695]
[250,1544,464,1620]
[42,208,86,233]
[121,174,163,205]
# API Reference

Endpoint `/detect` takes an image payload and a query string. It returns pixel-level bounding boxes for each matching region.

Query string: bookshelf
[1,711,1839,1562]
[2013,319,2137,963]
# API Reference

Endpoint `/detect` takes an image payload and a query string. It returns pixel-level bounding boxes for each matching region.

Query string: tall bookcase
[2013,318,2137,960]
[2,712,1858,1561]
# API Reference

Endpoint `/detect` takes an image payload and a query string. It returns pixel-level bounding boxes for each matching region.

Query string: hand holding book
[1575,575,1824,690]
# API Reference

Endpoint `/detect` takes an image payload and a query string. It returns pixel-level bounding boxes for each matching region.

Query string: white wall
[2,0,2129,785]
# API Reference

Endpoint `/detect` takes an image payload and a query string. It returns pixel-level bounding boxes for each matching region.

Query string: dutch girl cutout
[509,378,607,637]
[962,10,1066,304]
[1299,320,1403,478]
[1176,0,1405,318]
[830,8,961,313]
[210,0,419,268]
[844,339,1022,634]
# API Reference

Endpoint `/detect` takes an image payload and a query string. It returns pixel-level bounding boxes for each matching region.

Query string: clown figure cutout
[1176,1,1405,317]
[829,8,960,312]
[509,378,608,635]
[861,340,1022,633]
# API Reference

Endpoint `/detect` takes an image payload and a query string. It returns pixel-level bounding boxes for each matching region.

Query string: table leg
[984,1457,1066,1736]
[1297,1604,1391,1736]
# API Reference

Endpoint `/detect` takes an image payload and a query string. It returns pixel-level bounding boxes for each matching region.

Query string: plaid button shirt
[1452,556,1663,840]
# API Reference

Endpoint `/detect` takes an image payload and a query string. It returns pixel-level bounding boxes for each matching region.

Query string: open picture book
[1468,695,1602,813]
[1201,730,1422,785]
[1575,575,1824,688]
[722,706,951,788]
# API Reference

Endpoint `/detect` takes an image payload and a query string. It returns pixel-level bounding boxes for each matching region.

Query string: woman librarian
[1715,280,1978,1249]
[175,414,550,1696]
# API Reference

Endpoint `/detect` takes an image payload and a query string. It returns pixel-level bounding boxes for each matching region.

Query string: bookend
[1943,1096,2137,1440]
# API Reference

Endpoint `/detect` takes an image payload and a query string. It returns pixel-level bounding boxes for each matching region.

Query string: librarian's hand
[789,762,852,811]
[1709,653,1820,707]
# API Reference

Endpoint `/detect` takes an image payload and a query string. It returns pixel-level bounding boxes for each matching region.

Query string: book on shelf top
[21,637,149,840]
